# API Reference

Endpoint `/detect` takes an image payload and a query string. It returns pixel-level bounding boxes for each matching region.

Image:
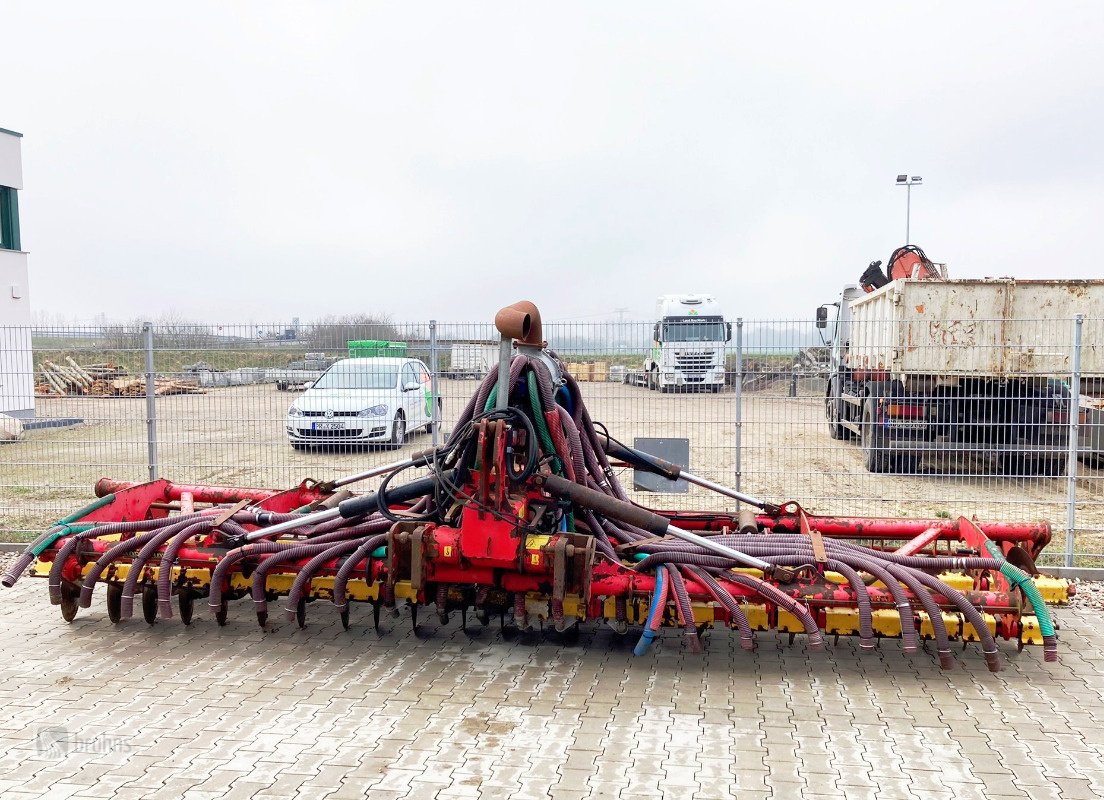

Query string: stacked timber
[35,359,204,397]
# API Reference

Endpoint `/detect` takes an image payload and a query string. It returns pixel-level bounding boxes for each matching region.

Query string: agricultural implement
[3,302,1071,672]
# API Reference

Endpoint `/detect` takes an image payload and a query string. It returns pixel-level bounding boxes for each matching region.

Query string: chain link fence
[2,318,1101,567]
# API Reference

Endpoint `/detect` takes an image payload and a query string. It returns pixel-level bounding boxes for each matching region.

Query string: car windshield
[662,319,726,342]
[313,362,399,390]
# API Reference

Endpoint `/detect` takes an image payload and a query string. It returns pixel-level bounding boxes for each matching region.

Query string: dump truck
[819,252,1104,475]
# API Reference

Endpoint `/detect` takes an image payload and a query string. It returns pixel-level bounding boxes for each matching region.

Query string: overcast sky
[4,3,1102,326]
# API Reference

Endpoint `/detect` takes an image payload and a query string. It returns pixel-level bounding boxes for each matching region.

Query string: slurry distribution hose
[4,312,1057,671]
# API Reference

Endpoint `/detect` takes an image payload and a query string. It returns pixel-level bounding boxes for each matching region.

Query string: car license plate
[312,421,346,431]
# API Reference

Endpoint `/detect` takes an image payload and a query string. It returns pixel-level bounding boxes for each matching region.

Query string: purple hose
[118,518,211,618]
[78,522,202,609]
[155,520,218,619]
[331,532,389,611]
[688,567,755,651]
[284,538,368,621]
[758,554,874,649]
[666,566,703,653]
[48,514,207,604]
[251,541,353,623]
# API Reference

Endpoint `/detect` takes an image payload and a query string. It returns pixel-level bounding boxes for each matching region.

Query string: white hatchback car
[286,357,435,449]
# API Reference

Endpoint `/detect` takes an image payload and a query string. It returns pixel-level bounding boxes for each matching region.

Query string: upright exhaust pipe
[493,301,546,409]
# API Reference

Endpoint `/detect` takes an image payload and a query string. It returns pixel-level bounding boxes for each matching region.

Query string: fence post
[734,318,743,510]
[1065,314,1083,568]
[142,321,158,481]
[429,320,440,447]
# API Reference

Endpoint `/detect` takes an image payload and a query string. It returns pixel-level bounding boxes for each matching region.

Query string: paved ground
[1,579,1104,800]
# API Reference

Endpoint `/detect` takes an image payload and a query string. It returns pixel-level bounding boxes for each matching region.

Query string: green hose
[984,540,1056,638]
[486,370,574,530]
[29,494,117,557]
[526,372,560,472]
[59,493,115,525]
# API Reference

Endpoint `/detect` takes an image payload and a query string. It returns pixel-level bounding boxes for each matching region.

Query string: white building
[1,126,33,419]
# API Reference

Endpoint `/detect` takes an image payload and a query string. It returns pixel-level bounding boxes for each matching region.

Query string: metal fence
[1,318,1101,567]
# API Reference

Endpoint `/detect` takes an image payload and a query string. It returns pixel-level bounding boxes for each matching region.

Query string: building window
[0,186,20,251]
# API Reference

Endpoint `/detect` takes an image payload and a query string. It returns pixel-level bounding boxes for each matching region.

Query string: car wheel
[389,414,407,449]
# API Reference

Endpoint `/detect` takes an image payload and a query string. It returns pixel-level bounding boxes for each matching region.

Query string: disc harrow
[3,301,1072,672]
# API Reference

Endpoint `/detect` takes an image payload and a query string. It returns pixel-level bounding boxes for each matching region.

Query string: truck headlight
[358,404,388,417]
[288,406,304,417]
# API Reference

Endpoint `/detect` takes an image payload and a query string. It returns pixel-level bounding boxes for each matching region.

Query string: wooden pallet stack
[563,361,609,382]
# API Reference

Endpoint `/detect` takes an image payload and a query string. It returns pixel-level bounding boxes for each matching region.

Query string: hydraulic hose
[667,566,703,653]
[688,567,755,651]
[118,518,211,619]
[285,538,373,620]
[982,540,1057,662]
[331,533,389,611]
[2,492,117,587]
[46,514,207,604]
[634,566,668,656]
[155,519,224,618]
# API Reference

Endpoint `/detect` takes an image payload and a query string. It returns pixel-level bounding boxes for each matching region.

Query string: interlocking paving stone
[4,580,1104,799]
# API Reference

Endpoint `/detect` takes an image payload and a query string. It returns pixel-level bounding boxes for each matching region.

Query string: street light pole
[895,174,922,244]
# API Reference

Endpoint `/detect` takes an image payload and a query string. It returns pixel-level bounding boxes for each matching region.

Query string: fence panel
[1,317,1100,568]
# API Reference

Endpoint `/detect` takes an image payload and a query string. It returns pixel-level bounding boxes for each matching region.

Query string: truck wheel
[1038,456,1068,477]
[1018,455,1067,478]
[826,384,847,440]
[861,398,894,473]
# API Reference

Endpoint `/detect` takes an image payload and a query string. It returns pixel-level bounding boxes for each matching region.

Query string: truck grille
[674,351,715,375]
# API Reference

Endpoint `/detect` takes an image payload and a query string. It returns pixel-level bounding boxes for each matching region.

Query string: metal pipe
[734,317,743,512]
[244,508,342,541]
[496,335,511,411]
[330,454,434,490]
[679,471,765,510]
[429,319,440,447]
[1066,314,1083,568]
[662,524,772,571]
[142,321,158,481]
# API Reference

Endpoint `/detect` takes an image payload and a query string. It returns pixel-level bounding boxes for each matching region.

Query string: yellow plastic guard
[603,596,648,624]
[1020,615,1044,646]
[918,611,962,640]
[938,572,975,592]
[1032,576,1070,605]
[962,612,997,642]
[563,596,582,618]
[825,607,859,636]
[871,609,902,637]
[691,602,715,625]
[776,609,805,634]
[739,603,769,631]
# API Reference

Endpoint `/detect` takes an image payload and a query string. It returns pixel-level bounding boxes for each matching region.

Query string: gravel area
[1069,578,1104,610]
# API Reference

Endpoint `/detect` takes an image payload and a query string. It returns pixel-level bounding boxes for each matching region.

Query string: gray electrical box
[632,437,689,493]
